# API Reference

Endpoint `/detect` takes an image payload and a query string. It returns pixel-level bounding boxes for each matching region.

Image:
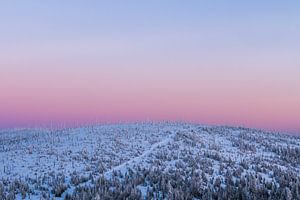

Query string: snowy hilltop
[0,122,300,199]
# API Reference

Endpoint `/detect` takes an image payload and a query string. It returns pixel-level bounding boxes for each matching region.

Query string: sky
[0,1,299,134]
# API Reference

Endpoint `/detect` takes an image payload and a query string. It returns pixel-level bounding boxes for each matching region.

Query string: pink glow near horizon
[1,59,300,133]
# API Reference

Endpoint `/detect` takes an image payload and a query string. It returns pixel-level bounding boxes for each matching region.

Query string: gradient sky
[0,1,300,133]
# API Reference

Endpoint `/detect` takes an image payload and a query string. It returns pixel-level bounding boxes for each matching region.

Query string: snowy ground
[0,122,300,199]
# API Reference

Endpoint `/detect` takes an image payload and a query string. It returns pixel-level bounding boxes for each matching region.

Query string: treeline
[63,166,300,200]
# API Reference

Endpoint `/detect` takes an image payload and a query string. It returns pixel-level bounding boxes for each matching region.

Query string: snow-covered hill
[0,122,300,199]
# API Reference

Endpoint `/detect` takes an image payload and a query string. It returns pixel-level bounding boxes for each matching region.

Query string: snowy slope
[0,122,300,199]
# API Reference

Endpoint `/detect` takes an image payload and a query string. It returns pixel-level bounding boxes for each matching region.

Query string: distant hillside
[0,122,300,199]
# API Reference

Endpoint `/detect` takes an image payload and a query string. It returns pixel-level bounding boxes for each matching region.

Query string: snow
[0,122,299,199]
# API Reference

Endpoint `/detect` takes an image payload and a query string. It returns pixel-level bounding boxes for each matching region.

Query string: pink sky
[0,1,299,133]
